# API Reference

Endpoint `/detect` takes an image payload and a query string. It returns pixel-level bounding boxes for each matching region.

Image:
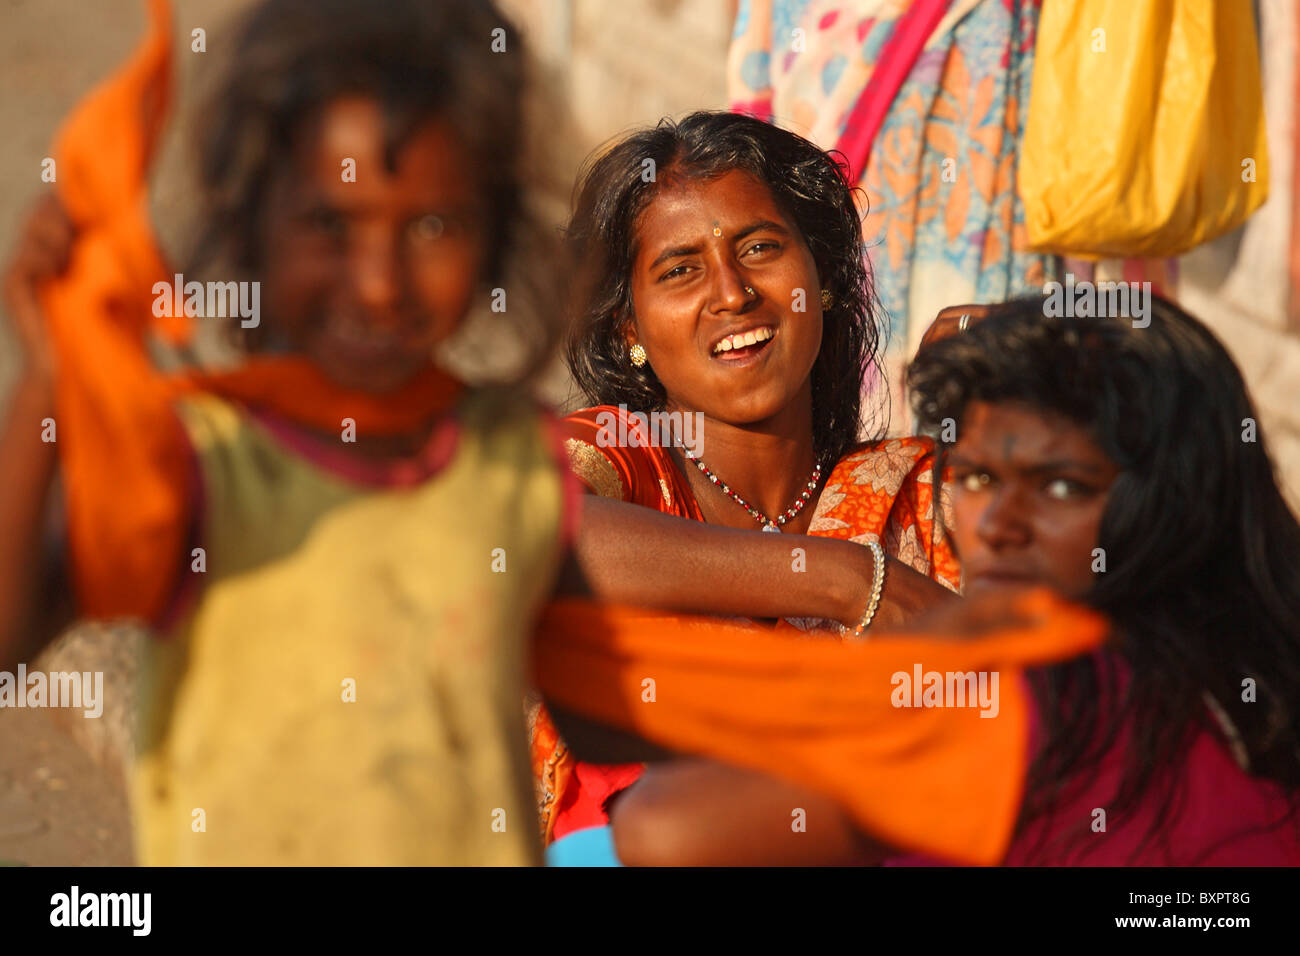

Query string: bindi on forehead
[960,401,1111,471]
[979,421,1070,459]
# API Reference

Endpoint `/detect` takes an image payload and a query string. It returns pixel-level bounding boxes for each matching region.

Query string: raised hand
[2,193,76,387]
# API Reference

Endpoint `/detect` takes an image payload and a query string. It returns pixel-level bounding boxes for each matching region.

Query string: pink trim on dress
[153,401,462,635]
[244,404,461,489]
[154,408,208,636]
[833,0,950,184]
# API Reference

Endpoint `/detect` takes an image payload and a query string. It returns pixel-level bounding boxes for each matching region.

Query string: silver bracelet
[842,538,886,640]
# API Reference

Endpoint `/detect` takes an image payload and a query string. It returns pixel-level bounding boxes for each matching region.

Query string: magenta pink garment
[832,0,950,185]
[891,653,1300,866]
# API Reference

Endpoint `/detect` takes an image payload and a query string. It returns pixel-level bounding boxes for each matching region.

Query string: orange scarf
[535,590,1107,866]
[40,0,459,621]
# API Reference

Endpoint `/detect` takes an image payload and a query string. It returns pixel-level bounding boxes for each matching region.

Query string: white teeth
[713,327,774,354]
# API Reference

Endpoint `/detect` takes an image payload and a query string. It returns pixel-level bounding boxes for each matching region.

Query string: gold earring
[821,289,834,311]
[629,343,647,368]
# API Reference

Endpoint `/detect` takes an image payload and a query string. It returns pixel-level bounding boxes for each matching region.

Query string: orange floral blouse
[529,405,962,843]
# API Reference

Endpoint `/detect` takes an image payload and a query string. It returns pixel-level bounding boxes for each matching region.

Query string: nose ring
[744,286,755,297]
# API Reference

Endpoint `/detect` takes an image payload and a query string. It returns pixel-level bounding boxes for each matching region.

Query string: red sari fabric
[530,404,963,842]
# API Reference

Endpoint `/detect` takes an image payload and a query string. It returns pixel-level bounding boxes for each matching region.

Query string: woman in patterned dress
[532,111,962,853]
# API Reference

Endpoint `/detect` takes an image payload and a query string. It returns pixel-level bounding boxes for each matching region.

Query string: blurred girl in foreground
[0,0,570,865]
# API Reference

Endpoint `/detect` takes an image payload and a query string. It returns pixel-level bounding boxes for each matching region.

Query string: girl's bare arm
[0,195,76,669]
[569,492,957,630]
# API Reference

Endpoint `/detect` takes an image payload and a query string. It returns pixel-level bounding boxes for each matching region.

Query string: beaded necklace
[682,450,821,532]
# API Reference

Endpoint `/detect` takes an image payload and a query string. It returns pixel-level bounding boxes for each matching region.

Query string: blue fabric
[545,825,623,867]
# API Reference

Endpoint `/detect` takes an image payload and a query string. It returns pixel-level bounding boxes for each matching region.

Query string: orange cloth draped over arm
[533,590,1107,866]
[37,0,459,622]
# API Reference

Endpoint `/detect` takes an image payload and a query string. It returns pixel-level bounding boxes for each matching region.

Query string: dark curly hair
[908,294,1300,862]
[563,111,884,468]
[185,0,557,374]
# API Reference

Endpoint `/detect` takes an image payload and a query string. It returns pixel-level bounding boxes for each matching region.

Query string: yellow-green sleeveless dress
[131,388,565,865]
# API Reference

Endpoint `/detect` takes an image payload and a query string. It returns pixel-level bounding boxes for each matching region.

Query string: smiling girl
[533,112,962,849]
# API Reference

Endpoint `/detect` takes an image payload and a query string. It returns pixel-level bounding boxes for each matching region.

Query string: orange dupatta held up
[39,0,460,623]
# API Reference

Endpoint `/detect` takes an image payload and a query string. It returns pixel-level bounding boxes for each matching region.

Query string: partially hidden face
[947,401,1121,600]
[260,95,487,393]
[627,169,824,426]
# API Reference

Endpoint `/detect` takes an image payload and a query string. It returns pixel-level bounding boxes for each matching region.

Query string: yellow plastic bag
[1019,0,1269,259]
